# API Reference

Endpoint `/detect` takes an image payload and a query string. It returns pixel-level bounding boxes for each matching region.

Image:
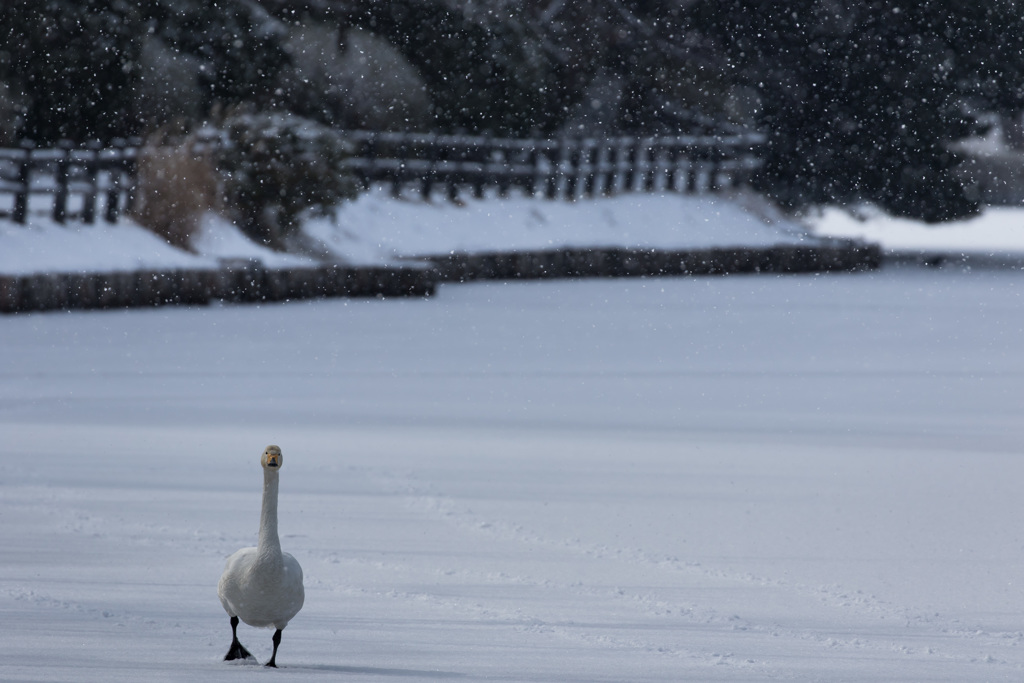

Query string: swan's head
[261,444,283,470]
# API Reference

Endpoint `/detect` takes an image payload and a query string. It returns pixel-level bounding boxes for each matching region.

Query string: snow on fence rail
[0,131,763,225]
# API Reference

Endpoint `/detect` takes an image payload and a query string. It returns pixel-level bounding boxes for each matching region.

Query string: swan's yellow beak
[262,445,282,469]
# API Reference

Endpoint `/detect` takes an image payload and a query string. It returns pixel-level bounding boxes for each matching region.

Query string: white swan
[218,445,305,667]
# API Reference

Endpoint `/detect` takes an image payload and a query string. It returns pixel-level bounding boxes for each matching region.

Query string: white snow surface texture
[4,192,1024,681]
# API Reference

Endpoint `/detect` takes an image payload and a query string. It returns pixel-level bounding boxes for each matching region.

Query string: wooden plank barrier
[0,263,438,314]
[427,242,882,283]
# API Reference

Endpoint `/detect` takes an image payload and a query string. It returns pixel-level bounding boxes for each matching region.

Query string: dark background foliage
[688,0,1022,220]
[3,0,1023,220]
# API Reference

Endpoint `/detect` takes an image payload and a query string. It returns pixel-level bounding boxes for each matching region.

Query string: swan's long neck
[256,468,283,566]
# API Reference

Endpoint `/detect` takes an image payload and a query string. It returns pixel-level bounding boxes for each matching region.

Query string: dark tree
[147,0,290,116]
[523,0,724,134]
[942,1,1024,146]
[690,0,1021,221]
[337,0,567,135]
[0,0,294,144]
[1,0,144,144]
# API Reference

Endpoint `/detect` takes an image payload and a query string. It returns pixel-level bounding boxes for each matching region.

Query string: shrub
[214,108,358,248]
[131,131,220,251]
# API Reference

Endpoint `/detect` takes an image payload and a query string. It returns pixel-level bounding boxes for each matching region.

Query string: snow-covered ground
[810,204,1024,261]
[5,270,1024,681]
[0,189,828,275]
[2,188,1024,275]
[301,190,817,264]
[4,192,1024,681]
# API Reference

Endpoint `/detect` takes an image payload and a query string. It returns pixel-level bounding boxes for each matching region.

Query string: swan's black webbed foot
[225,639,254,661]
[265,628,283,668]
[224,615,255,662]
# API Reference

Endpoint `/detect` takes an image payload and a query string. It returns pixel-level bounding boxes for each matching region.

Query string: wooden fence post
[52,144,70,224]
[81,145,100,224]
[496,148,512,198]
[360,134,376,191]
[665,145,680,192]
[686,145,699,193]
[104,162,122,223]
[623,140,639,192]
[594,144,611,196]
[528,147,544,197]
[13,143,31,224]
[642,140,658,192]
[122,142,139,216]
[421,140,438,200]
[564,140,580,199]
[471,140,486,199]
[707,145,721,192]
[544,146,559,199]
[101,141,128,223]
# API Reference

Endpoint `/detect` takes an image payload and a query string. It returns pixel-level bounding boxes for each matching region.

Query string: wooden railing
[0,130,763,225]
[0,142,139,225]
[343,131,764,201]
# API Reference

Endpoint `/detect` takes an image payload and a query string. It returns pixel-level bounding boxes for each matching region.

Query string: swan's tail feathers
[265,628,283,668]
[224,616,255,662]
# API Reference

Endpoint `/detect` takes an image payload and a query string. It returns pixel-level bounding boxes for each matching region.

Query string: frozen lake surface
[4,265,1024,681]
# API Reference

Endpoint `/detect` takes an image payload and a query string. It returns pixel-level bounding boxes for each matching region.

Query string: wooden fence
[0,130,763,225]
[0,141,139,225]
[344,131,764,201]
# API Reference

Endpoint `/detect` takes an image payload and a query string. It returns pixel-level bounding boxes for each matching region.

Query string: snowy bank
[0,190,827,276]
[1,191,884,313]
[4,189,1024,279]
[808,204,1024,263]
[0,212,316,276]
[306,189,821,264]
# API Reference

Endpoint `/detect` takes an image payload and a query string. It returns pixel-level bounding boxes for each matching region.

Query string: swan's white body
[218,547,304,629]
[218,445,304,665]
